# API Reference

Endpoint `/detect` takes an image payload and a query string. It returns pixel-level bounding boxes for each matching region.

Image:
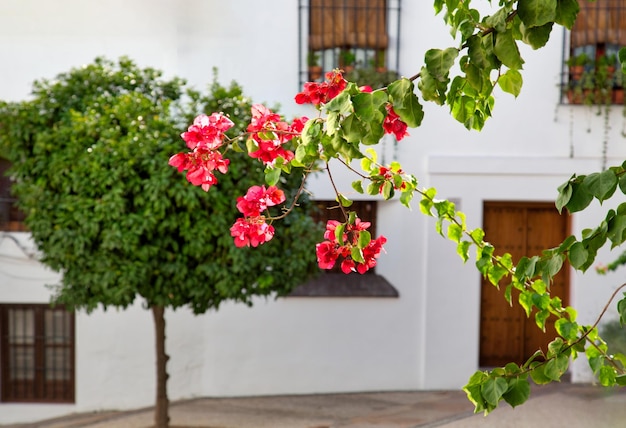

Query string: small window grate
[298,0,402,87]
[1,304,75,403]
[562,0,626,105]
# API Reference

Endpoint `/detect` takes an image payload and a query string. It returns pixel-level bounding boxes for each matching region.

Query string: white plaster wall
[0,0,624,423]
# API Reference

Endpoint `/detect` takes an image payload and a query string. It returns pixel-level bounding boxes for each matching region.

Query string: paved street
[3,383,626,428]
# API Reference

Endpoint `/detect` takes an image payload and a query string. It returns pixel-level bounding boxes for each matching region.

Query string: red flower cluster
[315,219,387,274]
[169,113,234,191]
[247,104,306,165]
[383,105,409,140]
[230,185,286,248]
[295,70,347,106]
[378,166,407,193]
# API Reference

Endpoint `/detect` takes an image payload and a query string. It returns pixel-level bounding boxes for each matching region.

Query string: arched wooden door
[479,201,570,367]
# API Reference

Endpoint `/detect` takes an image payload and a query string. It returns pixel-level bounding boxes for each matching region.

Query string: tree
[168,0,626,416]
[0,58,320,428]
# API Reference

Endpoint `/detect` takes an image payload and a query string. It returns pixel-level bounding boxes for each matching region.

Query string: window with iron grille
[0,304,75,403]
[298,0,402,87]
[0,158,27,232]
[564,0,625,105]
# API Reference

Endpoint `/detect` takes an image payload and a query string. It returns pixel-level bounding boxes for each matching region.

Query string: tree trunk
[152,305,170,428]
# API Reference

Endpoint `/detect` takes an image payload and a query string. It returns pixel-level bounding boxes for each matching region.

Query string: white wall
[0,0,622,423]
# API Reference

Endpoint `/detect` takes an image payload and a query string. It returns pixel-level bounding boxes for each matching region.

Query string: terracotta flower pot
[308,66,323,81]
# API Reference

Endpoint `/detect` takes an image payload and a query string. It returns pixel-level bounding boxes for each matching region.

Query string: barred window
[0,304,75,403]
[0,158,26,232]
[299,0,401,86]
[565,0,626,104]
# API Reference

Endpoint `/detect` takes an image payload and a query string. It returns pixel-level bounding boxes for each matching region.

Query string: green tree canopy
[0,57,321,427]
[0,57,319,313]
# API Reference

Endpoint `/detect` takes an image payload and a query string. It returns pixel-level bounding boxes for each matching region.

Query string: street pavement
[3,383,626,428]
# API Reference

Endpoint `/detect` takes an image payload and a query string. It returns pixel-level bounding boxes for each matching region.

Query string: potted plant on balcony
[566,52,593,104]
[338,49,356,73]
[344,64,399,90]
[307,50,322,81]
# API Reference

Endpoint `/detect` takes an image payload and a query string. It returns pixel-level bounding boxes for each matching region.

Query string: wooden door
[479,202,569,367]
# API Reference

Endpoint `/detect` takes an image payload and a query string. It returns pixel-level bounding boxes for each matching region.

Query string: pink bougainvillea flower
[230,217,276,248]
[246,105,296,165]
[181,113,234,150]
[230,185,286,248]
[316,240,339,270]
[315,218,387,274]
[168,149,230,191]
[170,112,235,191]
[236,185,286,217]
[295,69,347,106]
[383,105,409,141]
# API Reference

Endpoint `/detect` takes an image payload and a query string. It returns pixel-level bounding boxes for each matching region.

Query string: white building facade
[0,0,623,424]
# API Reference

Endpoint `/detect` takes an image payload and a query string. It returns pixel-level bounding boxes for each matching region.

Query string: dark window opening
[310,199,378,274]
[299,0,402,86]
[0,304,75,403]
[290,199,398,297]
[563,0,626,105]
[0,158,27,232]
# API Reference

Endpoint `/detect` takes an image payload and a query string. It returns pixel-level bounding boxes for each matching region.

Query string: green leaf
[620,47,626,74]
[481,377,508,406]
[463,371,489,414]
[467,35,497,70]
[568,241,588,269]
[335,223,346,245]
[488,264,509,286]
[342,114,366,143]
[556,181,572,213]
[425,48,460,81]
[515,256,537,280]
[381,180,394,199]
[598,365,617,387]
[529,363,552,384]
[392,93,424,128]
[517,0,557,27]
[535,309,550,331]
[418,67,448,105]
[325,91,353,114]
[352,180,364,194]
[607,213,626,248]
[555,0,580,29]
[555,318,578,341]
[498,69,523,97]
[544,354,569,380]
[618,295,626,325]
[353,91,388,123]
[619,172,626,195]
[457,240,471,262]
[494,30,524,70]
[502,377,530,408]
[351,246,365,263]
[565,181,594,213]
[521,22,554,49]
[583,170,618,203]
[450,94,476,129]
[358,230,371,249]
[519,291,533,317]
[447,223,463,243]
[264,167,281,186]
[337,193,353,207]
